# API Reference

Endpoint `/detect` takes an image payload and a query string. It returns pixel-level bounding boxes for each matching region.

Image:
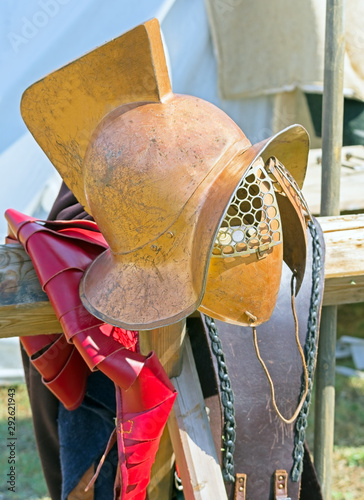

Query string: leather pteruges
[5,209,177,499]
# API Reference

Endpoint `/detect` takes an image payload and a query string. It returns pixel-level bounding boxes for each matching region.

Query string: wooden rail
[320,214,364,305]
[0,214,363,339]
[303,146,364,214]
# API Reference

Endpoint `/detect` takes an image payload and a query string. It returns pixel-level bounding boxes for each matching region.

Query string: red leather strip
[115,377,176,500]
[30,334,72,379]
[6,208,177,498]
[21,333,88,411]
[21,333,61,357]
[43,346,90,411]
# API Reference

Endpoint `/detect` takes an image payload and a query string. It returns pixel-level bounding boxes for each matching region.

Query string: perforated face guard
[209,155,313,423]
[213,155,312,262]
[213,157,282,260]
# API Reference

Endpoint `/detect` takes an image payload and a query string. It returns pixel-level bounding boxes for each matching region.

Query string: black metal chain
[291,219,323,481]
[204,314,236,483]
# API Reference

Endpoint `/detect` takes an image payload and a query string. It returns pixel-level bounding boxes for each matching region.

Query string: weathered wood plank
[0,244,46,305]
[167,337,228,500]
[0,301,61,337]
[139,320,186,378]
[141,321,226,500]
[147,425,175,500]
[0,244,61,337]
[139,321,187,500]
[0,214,363,337]
[320,214,364,305]
[142,328,228,499]
[303,145,364,214]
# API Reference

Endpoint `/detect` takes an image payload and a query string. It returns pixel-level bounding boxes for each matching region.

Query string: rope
[251,273,309,424]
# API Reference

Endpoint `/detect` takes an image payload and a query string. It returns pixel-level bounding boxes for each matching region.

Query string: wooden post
[139,321,187,379]
[139,322,228,500]
[315,0,345,497]
[320,0,345,216]
[314,306,337,496]
[146,425,175,500]
[139,321,187,500]
[168,338,228,500]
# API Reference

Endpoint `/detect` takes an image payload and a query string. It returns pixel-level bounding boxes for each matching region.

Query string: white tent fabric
[0,0,276,383]
[206,0,364,101]
[0,338,25,385]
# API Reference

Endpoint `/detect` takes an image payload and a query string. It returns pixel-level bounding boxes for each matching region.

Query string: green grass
[1,375,363,500]
[305,338,364,499]
[337,303,364,339]
[331,446,364,500]
[334,370,364,446]
[0,384,50,500]
[331,373,364,499]
[330,304,364,499]
[331,369,364,499]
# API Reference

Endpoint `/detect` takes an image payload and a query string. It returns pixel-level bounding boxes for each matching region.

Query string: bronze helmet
[21,19,309,330]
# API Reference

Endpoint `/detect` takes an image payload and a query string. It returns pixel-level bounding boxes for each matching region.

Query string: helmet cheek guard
[199,129,311,327]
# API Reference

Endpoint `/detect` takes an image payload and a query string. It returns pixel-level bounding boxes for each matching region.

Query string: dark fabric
[21,343,62,500]
[47,182,93,222]
[58,371,118,500]
[305,93,364,146]
[300,443,323,500]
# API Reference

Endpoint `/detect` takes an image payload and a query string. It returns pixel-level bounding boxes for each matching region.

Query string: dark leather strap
[191,219,325,499]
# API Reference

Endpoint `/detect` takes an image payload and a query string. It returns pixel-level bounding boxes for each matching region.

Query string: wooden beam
[139,321,186,378]
[303,145,364,215]
[168,338,228,500]
[146,425,175,500]
[140,321,227,500]
[139,321,187,500]
[0,244,62,337]
[320,214,364,306]
[0,214,364,338]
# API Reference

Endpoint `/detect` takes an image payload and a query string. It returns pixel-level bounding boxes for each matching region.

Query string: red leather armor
[5,209,177,499]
